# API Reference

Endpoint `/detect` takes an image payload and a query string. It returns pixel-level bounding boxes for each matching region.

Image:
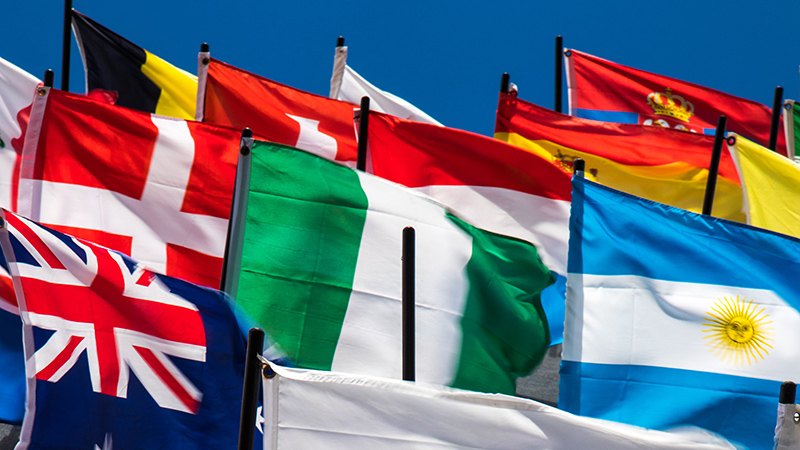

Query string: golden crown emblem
[646,88,695,123]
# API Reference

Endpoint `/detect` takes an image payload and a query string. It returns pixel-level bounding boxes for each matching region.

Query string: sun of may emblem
[702,295,774,366]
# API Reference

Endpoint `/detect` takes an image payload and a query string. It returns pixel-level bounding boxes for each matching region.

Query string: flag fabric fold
[495,92,745,222]
[0,209,246,449]
[232,140,553,395]
[72,10,197,120]
[18,87,240,289]
[329,45,442,125]
[782,99,799,160]
[261,363,736,449]
[565,48,785,155]
[561,174,800,449]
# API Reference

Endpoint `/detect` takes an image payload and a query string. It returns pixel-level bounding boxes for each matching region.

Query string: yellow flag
[729,134,800,237]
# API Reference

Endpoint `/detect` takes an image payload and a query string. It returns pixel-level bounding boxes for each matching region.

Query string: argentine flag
[560,175,800,450]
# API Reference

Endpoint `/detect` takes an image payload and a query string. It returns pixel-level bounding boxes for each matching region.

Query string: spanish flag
[495,92,745,222]
[71,10,197,120]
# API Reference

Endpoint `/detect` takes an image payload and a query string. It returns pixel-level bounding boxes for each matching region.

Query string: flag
[329,45,443,125]
[18,87,240,289]
[565,48,785,155]
[727,133,800,239]
[495,92,745,222]
[231,140,553,395]
[561,174,800,449]
[198,58,358,163]
[71,10,197,120]
[0,56,39,424]
[0,209,246,449]
[782,99,800,160]
[0,56,39,213]
[367,111,571,344]
[261,363,736,449]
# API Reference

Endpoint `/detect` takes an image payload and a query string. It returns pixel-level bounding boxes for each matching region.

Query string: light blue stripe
[575,109,639,124]
[568,177,800,312]
[559,361,777,450]
[541,272,566,346]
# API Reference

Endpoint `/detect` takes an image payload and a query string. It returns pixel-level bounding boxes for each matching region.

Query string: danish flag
[4,210,207,414]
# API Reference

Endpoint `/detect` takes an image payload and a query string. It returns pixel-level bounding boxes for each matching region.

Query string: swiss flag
[199,57,359,163]
[18,88,240,288]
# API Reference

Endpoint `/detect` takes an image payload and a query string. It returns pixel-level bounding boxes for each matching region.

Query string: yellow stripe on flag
[729,135,800,238]
[141,50,198,120]
[499,131,745,222]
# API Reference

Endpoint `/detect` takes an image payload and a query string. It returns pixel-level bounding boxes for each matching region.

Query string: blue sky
[2,1,799,136]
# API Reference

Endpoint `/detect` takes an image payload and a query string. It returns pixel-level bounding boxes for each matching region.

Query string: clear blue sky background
[2,1,798,137]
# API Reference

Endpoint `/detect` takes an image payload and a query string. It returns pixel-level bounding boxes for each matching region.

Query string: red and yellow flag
[495,92,745,222]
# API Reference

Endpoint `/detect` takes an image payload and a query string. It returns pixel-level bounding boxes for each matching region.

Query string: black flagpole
[402,226,415,382]
[238,327,265,450]
[702,116,727,216]
[356,96,370,171]
[61,0,72,91]
[769,86,783,151]
[555,36,563,113]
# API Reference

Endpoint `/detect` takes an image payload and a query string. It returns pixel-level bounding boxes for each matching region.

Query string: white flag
[329,46,442,125]
[262,363,736,450]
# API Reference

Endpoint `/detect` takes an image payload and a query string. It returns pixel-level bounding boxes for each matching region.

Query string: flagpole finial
[44,70,55,88]
[336,36,345,47]
[500,73,510,94]
[780,381,796,405]
[573,158,585,178]
[200,43,209,53]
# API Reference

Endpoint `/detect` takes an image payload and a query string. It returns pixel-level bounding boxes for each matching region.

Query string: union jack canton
[0,209,246,450]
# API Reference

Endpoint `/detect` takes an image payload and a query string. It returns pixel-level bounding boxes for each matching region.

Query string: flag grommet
[565,50,572,57]
[36,87,47,97]
[727,136,736,146]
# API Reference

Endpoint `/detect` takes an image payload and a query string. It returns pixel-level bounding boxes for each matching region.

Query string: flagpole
[780,381,796,405]
[336,36,344,47]
[769,86,783,151]
[44,70,54,88]
[221,128,254,295]
[238,327,265,450]
[402,226,415,382]
[61,0,72,91]
[356,96,370,171]
[555,36,563,113]
[702,116,727,216]
[500,73,510,94]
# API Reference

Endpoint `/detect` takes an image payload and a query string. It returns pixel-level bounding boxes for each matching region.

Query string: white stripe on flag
[565,273,800,381]
[332,174,471,385]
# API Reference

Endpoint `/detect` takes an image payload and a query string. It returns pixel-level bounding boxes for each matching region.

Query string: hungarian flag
[18,87,240,289]
[231,140,553,395]
[495,92,745,222]
[565,49,785,155]
[367,111,571,344]
[72,10,198,120]
[199,58,358,163]
[1,209,246,449]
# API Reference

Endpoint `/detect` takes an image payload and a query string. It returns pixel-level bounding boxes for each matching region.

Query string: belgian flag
[71,10,197,120]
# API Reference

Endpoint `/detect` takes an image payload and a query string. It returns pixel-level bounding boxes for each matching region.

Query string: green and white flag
[783,100,800,161]
[230,140,553,395]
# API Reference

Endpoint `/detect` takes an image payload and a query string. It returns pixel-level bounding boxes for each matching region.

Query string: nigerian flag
[229,140,553,395]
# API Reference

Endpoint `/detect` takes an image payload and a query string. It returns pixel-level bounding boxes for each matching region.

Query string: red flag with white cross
[18,87,240,288]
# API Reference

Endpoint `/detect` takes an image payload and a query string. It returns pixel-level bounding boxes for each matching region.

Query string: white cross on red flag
[18,87,240,288]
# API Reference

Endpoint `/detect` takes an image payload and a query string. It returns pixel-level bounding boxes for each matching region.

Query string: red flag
[200,58,358,163]
[565,49,785,155]
[18,88,240,288]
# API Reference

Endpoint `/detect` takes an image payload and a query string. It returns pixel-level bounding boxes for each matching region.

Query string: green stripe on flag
[239,141,368,370]
[793,102,800,157]
[447,213,553,394]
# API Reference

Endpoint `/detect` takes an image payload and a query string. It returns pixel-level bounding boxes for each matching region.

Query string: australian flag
[0,209,247,449]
